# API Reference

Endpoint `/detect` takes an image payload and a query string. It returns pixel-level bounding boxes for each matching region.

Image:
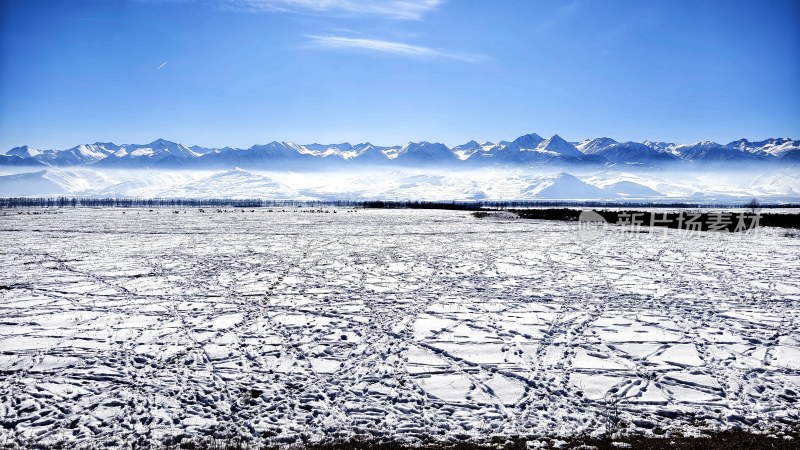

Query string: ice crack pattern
[0,209,798,446]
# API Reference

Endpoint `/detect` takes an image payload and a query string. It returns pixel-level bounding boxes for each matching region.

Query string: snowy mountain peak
[452,140,485,160]
[6,145,44,158]
[642,140,675,153]
[510,133,545,149]
[577,137,618,155]
[534,135,583,157]
[394,141,455,163]
[354,143,391,162]
[453,140,481,150]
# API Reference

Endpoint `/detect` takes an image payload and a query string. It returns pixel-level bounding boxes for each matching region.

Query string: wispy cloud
[157,61,168,70]
[534,1,582,34]
[307,35,485,63]
[221,0,442,20]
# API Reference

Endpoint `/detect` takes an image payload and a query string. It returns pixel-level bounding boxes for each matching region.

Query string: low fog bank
[0,166,798,203]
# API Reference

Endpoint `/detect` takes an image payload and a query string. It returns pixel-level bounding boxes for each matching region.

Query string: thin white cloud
[308,35,485,63]
[157,61,168,70]
[222,0,442,20]
[534,1,582,34]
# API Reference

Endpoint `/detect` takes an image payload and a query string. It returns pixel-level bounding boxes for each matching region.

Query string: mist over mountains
[3,133,798,202]
[3,133,798,169]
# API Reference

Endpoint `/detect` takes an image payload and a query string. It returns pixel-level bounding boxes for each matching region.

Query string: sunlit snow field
[2,166,800,202]
[0,208,798,446]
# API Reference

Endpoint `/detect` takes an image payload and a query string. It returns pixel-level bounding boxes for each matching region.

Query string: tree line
[1,197,793,210]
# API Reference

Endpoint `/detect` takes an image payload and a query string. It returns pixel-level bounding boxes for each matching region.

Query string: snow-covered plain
[1,166,800,202]
[0,209,798,447]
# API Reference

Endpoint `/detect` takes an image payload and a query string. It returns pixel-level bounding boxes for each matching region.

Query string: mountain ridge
[4,134,798,168]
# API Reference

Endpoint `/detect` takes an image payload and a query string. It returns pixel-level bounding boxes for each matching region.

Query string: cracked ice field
[0,208,798,445]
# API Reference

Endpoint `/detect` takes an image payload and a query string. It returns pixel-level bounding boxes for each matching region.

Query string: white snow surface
[0,209,798,447]
[1,167,799,202]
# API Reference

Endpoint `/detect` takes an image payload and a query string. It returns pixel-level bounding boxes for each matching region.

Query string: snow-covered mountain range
[4,134,798,169]
[4,133,798,201]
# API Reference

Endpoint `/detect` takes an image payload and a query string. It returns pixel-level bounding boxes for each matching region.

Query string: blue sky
[1,0,798,150]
